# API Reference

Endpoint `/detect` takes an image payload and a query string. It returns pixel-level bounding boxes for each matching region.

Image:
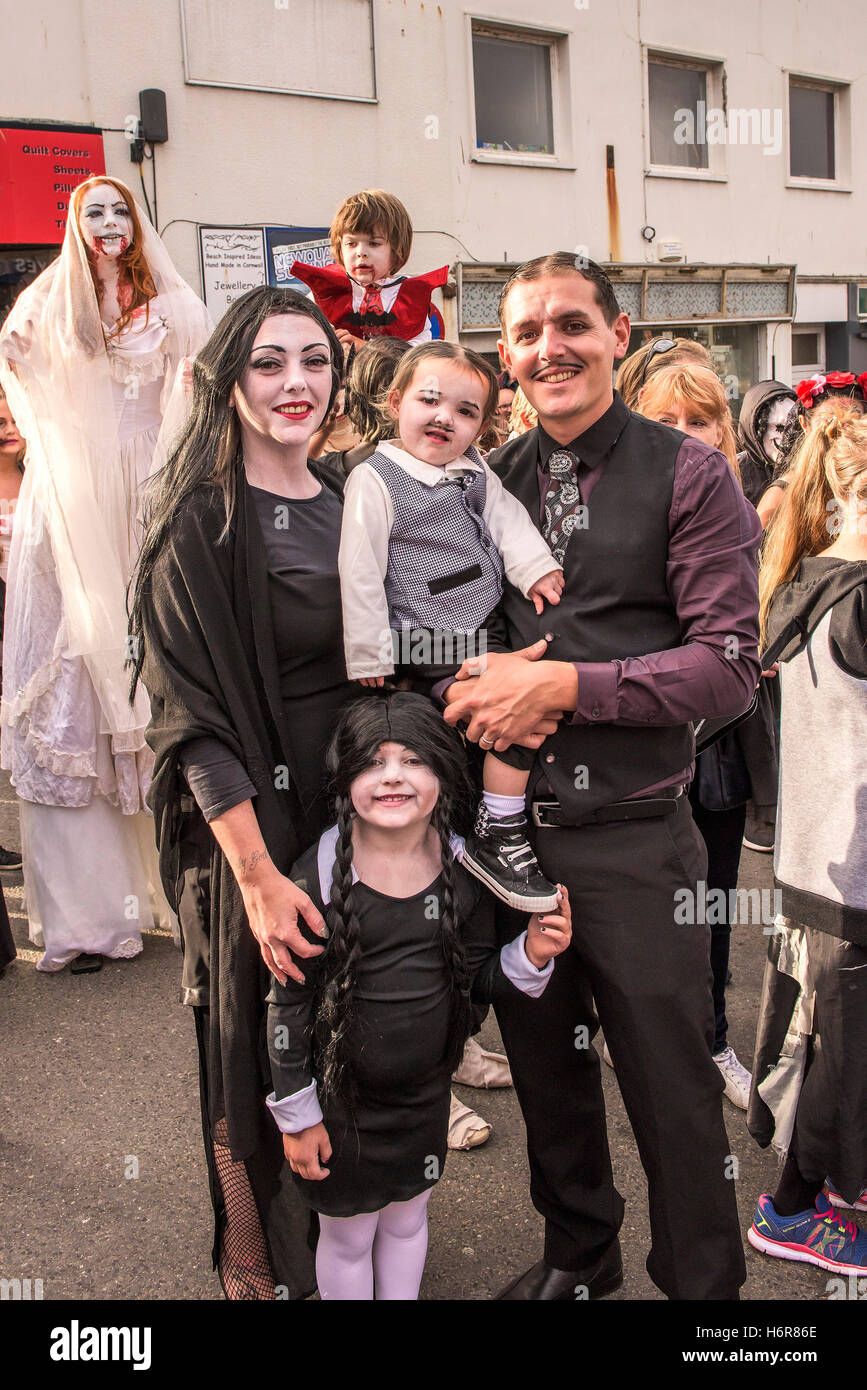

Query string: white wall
[4,0,865,294]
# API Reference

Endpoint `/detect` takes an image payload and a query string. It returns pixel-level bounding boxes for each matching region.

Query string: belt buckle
[531,800,560,828]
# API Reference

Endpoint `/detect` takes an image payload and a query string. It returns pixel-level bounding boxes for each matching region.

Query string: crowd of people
[1,179,865,1301]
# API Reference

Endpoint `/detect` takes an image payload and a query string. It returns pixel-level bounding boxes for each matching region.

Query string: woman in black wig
[130,286,358,1299]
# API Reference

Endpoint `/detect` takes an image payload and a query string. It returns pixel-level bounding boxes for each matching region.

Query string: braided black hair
[314,692,475,1101]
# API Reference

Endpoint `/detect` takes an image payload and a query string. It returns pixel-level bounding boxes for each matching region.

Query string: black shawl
[139,462,345,1295]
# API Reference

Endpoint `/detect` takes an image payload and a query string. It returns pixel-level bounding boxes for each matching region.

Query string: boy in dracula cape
[290,189,447,350]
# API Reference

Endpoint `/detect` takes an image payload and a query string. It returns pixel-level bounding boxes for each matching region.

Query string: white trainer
[713,1045,751,1109]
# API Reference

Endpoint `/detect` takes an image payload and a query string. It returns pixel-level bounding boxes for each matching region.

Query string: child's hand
[525,885,572,968]
[528,568,565,614]
[283,1122,332,1181]
[336,328,364,350]
[358,676,386,688]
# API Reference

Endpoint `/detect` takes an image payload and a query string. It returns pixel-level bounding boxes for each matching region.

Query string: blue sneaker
[748,1192,867,1275]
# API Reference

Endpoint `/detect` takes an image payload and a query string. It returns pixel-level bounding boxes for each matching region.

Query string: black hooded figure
[737,380,797,509]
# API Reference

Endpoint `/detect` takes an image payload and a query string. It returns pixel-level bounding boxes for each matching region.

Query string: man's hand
[283,1122,332,1180]
[527,567,565,614]
[444,644,577,751]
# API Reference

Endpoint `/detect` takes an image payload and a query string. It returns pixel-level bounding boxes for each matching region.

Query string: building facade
[3,0,866,398]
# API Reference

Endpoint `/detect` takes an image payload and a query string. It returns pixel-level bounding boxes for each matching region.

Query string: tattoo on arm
[239,848,270,877]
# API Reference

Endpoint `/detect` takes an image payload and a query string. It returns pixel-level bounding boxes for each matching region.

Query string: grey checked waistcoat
[367,448,505,630]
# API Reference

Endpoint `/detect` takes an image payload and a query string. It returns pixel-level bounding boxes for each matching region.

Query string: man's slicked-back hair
[498,252,621,333]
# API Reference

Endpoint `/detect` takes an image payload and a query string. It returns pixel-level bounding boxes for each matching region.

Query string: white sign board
[198,226,267,322]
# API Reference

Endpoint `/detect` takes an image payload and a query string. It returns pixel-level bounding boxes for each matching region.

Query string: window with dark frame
[472,27,554,154]
[648,59,709,169]
[789,81,835,180]
[791,330,822,369]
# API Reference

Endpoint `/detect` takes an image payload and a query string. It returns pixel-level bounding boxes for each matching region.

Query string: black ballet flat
[70,953,103,974]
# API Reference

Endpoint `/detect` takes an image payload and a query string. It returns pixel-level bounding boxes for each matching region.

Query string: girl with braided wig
[266,692,571,1300]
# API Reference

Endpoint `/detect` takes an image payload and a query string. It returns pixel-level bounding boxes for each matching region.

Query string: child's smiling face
[340,229,395,285]
[389,360,487,468]
[350,742,441,830]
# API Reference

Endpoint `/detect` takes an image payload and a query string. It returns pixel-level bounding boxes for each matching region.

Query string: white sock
[482,792,526,820]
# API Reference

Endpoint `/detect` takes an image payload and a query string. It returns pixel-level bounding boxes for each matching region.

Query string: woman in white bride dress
[0,175,212,972]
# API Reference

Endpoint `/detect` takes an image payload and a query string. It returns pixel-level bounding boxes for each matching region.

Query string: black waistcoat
[488,401,694,815]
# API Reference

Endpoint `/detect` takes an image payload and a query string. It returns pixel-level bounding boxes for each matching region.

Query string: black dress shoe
[496,1238,623,1301]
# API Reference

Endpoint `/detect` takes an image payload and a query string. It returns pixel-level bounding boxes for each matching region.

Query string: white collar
[347,272,406,290]
[317,824,465,902]
[376,439,484,487]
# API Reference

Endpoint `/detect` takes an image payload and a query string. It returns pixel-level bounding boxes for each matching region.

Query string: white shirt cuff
[265,1080,323,1134]
[500,932,554,998]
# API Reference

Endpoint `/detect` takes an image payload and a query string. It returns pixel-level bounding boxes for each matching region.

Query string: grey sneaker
[713,1045,751,1109]
[462,806,559,913]
[743,808,774,853]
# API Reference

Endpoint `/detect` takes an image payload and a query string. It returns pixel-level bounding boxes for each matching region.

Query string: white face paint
[761,397,792,465]
[78,183,134,260]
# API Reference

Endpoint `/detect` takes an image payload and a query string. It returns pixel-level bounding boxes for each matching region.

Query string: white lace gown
[2,300,180,970]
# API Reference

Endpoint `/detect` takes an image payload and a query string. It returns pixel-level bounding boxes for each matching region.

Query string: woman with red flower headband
[759,371,867,529]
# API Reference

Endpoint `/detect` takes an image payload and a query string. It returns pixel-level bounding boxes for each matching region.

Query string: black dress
[267,841,505,1218]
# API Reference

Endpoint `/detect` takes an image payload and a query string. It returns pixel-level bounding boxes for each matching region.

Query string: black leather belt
[531,786,685,829]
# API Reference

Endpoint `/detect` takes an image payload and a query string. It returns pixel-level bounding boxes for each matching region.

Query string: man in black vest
[444,253,760,1299]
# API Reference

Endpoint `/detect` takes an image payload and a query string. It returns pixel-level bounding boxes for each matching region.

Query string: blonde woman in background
[746,403,867,1273]
[634,360,753,1108]
[616,335,713,412]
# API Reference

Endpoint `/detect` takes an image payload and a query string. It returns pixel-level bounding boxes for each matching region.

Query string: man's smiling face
[498,272,630,440]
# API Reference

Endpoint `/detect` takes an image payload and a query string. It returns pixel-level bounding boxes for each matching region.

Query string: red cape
[290,261,448,340]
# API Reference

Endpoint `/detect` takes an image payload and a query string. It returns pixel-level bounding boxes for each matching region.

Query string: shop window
[624,323,758,420]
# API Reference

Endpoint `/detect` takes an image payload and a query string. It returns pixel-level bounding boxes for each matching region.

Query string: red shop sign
[0,125,106,243]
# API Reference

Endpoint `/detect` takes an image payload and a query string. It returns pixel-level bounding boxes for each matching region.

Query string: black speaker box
[139,89,168,144]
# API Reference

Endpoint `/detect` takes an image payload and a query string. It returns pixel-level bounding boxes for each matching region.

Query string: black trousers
[689,782,748,1054]
[494,796,746,1299]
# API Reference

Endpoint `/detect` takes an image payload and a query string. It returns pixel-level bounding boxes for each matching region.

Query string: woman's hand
[241,864,327,986]
[358,675,386,688]
[208,801,328,985]
[524,885,572,969]
[283,1122,332,1180]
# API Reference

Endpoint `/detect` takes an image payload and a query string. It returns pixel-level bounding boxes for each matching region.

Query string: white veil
[0,178,212,752]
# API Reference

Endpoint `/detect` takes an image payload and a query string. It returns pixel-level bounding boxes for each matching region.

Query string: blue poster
[265,226,332,289]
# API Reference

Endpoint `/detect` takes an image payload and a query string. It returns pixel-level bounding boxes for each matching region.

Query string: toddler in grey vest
[339,342,564,913]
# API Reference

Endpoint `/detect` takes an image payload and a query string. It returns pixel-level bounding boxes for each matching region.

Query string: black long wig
[128,285,343,696]
[315,692,476,1103]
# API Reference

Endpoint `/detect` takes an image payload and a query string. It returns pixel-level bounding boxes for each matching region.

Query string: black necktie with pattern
[543,448,582,566]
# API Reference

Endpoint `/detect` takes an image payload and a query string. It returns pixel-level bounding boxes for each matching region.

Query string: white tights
[316,1189,432,1300]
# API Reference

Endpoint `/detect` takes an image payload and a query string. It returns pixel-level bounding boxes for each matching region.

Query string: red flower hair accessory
[856,371,867,397]
[823,371,856,390]
[795,375,825,408]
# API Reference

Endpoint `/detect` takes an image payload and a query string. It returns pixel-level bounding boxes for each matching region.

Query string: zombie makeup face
[78,184,134,260]
[761,397,793,466]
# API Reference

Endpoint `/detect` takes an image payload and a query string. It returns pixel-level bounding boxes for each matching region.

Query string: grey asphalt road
[1,768,862,1304]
